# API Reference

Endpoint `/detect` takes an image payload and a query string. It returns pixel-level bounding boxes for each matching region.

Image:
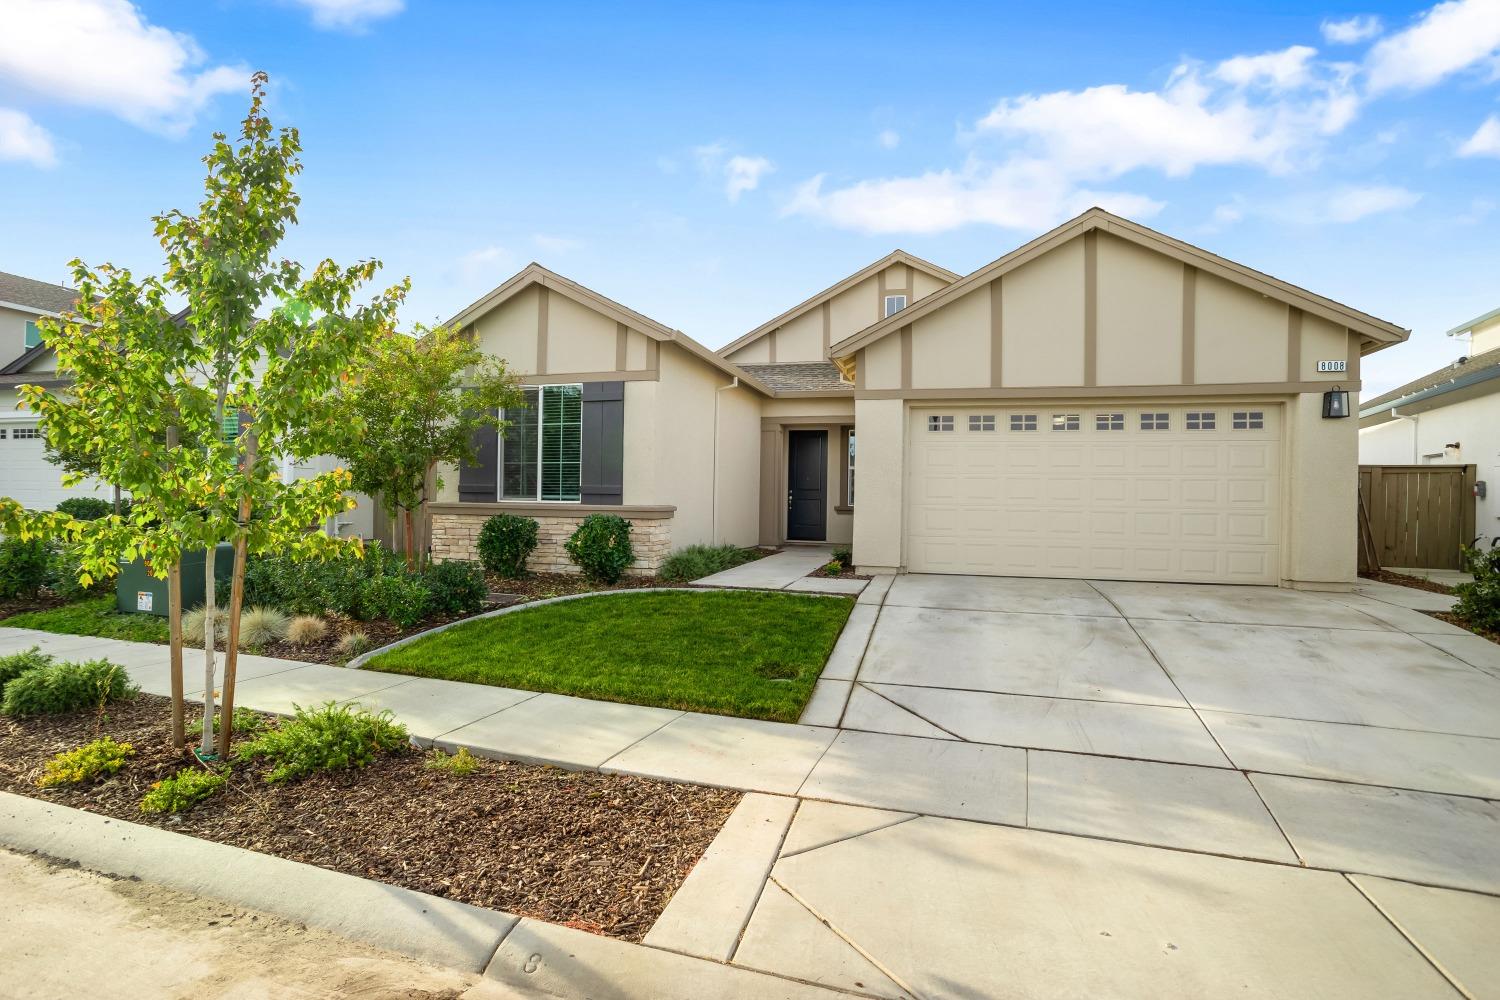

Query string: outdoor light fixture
[1322,388,1350,418]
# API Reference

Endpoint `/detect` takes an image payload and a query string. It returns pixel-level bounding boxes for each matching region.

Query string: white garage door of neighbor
[906,404,1282,584]
[1,422,112,510]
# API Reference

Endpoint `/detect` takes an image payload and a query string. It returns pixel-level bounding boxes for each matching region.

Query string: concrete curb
[347,586,852,669]
[0,792,518,972]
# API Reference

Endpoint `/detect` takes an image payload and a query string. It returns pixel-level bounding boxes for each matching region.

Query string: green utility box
[116,544,236,617]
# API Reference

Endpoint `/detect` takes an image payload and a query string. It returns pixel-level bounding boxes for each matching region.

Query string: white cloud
[285,0,403,30]
[725,155,774,201]
[878,129,901,149]
[533,234,582,253]
[784,161,1163,235]
[1214,45,1320,90]
[1365,0,1500,93]
[458,245,511,280]
[0,107,57,167]
[0,0,244,134]
[1322,15,1384,44]
[1319,184,1423,222]
[693,143,775,201]
[1458,114,1500,156]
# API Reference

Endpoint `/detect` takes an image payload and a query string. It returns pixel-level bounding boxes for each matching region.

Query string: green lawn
[365,590,854,723]
[2,595,171,644]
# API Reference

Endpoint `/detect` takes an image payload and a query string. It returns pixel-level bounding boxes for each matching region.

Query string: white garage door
[906,404,1282,584]
[0,421,112,511]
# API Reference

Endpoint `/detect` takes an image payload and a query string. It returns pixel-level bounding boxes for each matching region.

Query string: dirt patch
[1426,610,1500,646]
[1360,569,1456,595]
[0,592,72,620]
[1,695,740,941]
[483,570,663,602]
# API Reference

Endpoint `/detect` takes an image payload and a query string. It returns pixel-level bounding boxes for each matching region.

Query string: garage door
[0,422,112,511]
[906,404,1281,584]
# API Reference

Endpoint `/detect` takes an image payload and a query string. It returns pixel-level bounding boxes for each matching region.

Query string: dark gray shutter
[580,381,624,505]
[458,409,498,502]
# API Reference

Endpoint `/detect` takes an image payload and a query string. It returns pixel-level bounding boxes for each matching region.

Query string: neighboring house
[434,208,1408,588]
[0,271,370,535]
[0,270,114,510]
[1359,306,1500,548]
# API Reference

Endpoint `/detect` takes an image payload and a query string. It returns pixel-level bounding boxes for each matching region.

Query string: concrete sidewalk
[695,546,867,595]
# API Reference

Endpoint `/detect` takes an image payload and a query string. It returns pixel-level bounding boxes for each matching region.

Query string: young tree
[330,324,521,569]
[0,73,407,756]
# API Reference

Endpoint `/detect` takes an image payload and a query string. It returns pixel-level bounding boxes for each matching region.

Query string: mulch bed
[483,571,664,603]
[0,695,740,940]
[0,593,71,620]
[1360,569,1456,595]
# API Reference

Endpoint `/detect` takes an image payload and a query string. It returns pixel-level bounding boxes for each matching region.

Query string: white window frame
[846,428,856,506]
[1186,411,1217,431]
[969,414,996,432]
[1009,414,1038,432]
[1232,410,1265,430]
[1096,412,1125,431]
[500,383,583,502]
[884,294,908,317]
[928,414,954,432]
[1051,414,1080,432]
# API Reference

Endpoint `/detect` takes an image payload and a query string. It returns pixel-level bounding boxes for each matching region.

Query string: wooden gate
[1357,464,1477,571]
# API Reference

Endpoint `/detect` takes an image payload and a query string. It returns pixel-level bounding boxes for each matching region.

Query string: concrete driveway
[720,574,1500,999]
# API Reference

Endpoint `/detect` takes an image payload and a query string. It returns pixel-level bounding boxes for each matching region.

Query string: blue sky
[2,0,1498,395]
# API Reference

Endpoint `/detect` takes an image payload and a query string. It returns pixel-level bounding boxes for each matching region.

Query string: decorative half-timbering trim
[854,380,1361,400]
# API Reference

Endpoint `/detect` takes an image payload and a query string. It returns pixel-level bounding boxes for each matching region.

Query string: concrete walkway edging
[0,792,518,973]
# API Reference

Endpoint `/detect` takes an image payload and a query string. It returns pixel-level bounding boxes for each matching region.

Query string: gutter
[1359,363,1500,419]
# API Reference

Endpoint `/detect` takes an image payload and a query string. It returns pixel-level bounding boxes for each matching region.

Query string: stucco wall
[1002,237,1086,387]
[911,288,988,389]
[1360,393,1500,547]
[850,397,905,570]
[0,306,33,367]
[472,285,540,374]
[1284,391,1359,587]
[713,378,763,547]
[1095,234,1183,386]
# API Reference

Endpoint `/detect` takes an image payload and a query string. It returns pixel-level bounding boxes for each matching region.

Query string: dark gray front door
[787,430,827,542]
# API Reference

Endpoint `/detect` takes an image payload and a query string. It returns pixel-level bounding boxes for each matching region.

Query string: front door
[787,430,827,541]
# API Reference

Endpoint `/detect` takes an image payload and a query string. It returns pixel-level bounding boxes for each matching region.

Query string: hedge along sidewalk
[0,794,850,999]
[350,588,855,724]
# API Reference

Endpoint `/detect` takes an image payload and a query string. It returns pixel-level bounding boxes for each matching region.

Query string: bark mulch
[0,695,741,941]
[1360,569,1456,595]
[0,593,71,620]
[483,571,664,603]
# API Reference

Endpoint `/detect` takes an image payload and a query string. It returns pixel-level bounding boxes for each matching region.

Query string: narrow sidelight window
[846,429,856,506]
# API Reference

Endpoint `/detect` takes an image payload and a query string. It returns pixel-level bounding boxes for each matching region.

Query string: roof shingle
[1361,344,1500,410]
[0,271,79,315]
[737,362,850,393]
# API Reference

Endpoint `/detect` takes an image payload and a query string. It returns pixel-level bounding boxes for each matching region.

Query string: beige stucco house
[432,209,1409,589]
[1359,306,1500,548]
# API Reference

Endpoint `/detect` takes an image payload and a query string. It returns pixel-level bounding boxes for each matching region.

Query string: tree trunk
[112,485,121,517]
[168,560,185,748]
[199,542,217,756]
[403,507,417,571]
[217,426,256,758]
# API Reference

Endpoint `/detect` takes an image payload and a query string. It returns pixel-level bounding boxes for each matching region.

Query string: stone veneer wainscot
[427,503,675,575]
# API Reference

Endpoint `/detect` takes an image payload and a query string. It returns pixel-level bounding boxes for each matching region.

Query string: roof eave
[1445,305,1500,338]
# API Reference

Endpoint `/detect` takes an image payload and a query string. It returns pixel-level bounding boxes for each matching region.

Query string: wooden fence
[1357,464,1477,571]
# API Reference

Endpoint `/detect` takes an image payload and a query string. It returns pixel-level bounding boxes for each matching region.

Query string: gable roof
[1359,343,1500,418]
[829,208,1410,360]
[737,362,851,393]
[717,250,960,358]
[0,341,52,376]
[1446,305,1500,338]
[0,270,79,316]
[445,262,772,396]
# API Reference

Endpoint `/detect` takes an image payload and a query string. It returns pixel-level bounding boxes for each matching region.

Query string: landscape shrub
[238,606,290,648]
[657,544,757,583]
[54,497,113,521]
[423,560,487,615]
[565,514,634,584]
[820,560,843,577]
[358,573,431,628]
[286,615,328,646]
[38,737,134,788]
[1,658,138,717]
[1455,545,1500,632]
[335,630,372,658]
[187,705,269,740]
[141,766,226,814]
[831,545,853,568]
[477,514,539,578]
[235,701,408,783]
[0,536,52,600]
[181,606,227,645]
[47,545,104,602]
[0,647,52,696]
[426,746,480,776]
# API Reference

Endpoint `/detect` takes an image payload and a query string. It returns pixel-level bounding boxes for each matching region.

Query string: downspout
[713,377,739,543]
[1389,407,1419,463]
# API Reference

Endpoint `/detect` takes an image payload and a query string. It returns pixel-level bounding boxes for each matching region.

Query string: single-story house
[1359,306,1500,548]
[432,208,1409,589]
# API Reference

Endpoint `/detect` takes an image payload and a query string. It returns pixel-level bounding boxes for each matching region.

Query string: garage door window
[1051,414,1080,432]
[1096,412,1124,431]
[1233,411,1265,430]
[13,427,40,440]
[1140,412,1170,431]
[968,415,996,432]
[1186,411,1216,430]
[1009,414,1038,432]
[928,415,954,432]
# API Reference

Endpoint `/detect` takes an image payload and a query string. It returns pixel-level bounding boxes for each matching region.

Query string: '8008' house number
[1316,360,1347,373]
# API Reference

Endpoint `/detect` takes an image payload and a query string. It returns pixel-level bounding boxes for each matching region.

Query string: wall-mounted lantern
[1322,387,1350,418]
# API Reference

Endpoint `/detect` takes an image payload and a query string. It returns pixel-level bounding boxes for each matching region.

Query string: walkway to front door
[786,429,826,542]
